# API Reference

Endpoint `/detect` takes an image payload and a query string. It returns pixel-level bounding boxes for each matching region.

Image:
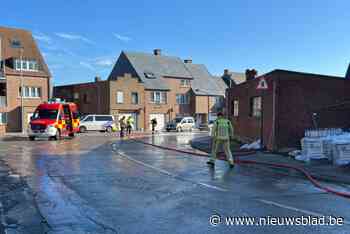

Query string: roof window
[11,39,22,48]
[144,72,156,79]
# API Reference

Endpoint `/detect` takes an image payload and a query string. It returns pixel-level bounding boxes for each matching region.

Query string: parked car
[79,115,117,133]
[166,117,195,132]
[198,120,214,131]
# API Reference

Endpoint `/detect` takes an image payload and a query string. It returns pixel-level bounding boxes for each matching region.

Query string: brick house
[54,49,227,131]
[226,69,350,151]
[0,26,51,134]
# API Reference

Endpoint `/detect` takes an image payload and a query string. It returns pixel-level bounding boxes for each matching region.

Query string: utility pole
[19,48,24,134]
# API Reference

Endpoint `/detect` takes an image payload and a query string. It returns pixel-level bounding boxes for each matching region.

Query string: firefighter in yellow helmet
[207,112,235,168]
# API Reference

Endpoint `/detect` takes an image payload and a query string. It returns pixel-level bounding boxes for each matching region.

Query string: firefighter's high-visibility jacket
[211,118,234,140]
[127,117,134,126]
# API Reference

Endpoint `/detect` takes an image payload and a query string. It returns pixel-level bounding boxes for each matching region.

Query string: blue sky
[2,0,350,85]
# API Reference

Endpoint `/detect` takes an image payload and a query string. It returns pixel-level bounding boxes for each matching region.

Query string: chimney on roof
[153,49,161,56]
[346,63,350,80]
[184,59,192,64]
[245,69,257,81]
[94,76,101,82]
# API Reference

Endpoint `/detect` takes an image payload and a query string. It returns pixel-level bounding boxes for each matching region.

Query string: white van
[79,115,116,133]
[166,116,195,132]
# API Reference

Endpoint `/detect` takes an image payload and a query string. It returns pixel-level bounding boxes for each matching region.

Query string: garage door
[118,113,138,130]
[149,114,165,131]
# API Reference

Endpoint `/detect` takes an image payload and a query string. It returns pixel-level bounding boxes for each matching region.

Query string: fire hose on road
[130,138,350,199]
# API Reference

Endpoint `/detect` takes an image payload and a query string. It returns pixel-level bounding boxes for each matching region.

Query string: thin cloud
[49,64,65,70]
[33,33,52,44]
[79,61,95,71]
[55,33,95,45]
[113,33,132,42]
[94,58,114,67]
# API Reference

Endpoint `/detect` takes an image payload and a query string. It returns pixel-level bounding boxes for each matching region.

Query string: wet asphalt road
[0,132,349,234]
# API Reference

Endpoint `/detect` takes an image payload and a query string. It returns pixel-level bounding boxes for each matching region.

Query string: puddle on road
[30,174,117,233]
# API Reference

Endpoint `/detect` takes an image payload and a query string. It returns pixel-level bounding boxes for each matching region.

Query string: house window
[176,94,190,104]
[0,113,7,124]
[20,86,42,98]
[11,39,22,48]
[22,60,28,70]
[33,87,41,97]
[150,91,167,104]
[24,87,30,97]
[117,91,124,104]
[131,92,139,104]
[180,79,190,87]
[14,59,39,72]
[215,96,222,104]
[233,100,239,117]
[250,97,262,117]
[15,60,21,70]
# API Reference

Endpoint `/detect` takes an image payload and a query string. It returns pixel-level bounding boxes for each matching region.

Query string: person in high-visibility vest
[207,112,234,168]
[126,116,134,136]
[119,116,126,138]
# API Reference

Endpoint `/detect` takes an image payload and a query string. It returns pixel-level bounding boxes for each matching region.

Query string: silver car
[79,115,116,133]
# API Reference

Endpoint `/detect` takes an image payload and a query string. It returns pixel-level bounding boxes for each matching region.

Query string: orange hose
[131,139,350,199]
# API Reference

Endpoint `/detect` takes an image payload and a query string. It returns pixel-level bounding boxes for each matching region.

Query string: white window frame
[150,91,167,104]
[0,112,7,124]
[233,100,239,117]
[180,79,190,87]
[21,86,41,98]
[117,91,124,104]
[24,86,30,97]
[15,59,39,72]
[176,93,189,104]
[131,92,139,104]
[251,96,262,117]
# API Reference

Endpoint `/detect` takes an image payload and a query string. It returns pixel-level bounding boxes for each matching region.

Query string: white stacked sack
[301,137,327,159]
[331,136,350,166]
[300,129,350,165]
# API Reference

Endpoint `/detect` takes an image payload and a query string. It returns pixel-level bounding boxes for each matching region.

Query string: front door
[149,114,165,131]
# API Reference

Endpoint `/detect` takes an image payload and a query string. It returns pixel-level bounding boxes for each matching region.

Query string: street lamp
[19,47,24,134]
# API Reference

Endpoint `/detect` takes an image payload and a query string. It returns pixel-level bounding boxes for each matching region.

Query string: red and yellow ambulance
[27,99,80,141]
